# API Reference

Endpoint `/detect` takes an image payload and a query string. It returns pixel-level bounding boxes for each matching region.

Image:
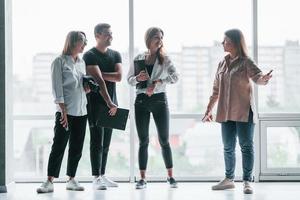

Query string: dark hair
[94,23,111,36]
[224,29,248,57]
[144,27,165,65]
[62,31,87,55]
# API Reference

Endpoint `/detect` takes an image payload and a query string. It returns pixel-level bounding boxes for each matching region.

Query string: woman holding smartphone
[203,29,272,194]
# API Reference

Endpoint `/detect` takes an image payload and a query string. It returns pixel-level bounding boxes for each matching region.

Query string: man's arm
[86,65,116,108]
[102,63,122,82]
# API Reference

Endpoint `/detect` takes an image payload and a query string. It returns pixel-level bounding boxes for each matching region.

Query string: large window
[133,0,251,178]
[135,0,252,114]
[258,0,300,113]
[12,0,129,179]
[11,0,300,182]
[257,0,300,180]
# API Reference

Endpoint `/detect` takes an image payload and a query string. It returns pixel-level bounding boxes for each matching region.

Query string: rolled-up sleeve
[207,63,221,111]
[162,58,179,84]
[207,75,219,111]
[51,58,64,103]
[127,60,139,86]
[246,59,264,84]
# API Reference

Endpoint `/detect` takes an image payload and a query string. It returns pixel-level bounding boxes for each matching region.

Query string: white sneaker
[36,180,54,193]
[212,178,235,190]
[93,177,107,190]
[243,181,253,194]
[102,175,118,187]
[66,179,84,191]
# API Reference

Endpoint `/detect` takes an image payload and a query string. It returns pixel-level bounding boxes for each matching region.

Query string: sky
[12,0,300,79]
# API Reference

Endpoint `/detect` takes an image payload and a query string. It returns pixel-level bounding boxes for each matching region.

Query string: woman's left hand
[146,79,161,96]
[261,70,273,85]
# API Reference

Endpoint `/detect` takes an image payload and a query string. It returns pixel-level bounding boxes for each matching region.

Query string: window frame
[8,0,300,182]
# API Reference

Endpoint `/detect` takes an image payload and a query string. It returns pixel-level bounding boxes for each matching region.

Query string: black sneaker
[167,177,178,188]
[136,179,147,189]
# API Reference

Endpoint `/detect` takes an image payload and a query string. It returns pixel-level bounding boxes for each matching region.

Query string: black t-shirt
[145,64,154,78]
[83,47,122,106]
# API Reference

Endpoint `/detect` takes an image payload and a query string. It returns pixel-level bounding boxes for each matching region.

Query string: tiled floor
[1,182,300,200]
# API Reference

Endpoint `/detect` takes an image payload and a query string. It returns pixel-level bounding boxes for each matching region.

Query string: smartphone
[266,70,273,76]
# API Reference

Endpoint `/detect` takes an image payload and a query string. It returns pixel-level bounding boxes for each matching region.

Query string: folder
[96,106,129,131]
[134,59,146,73]
[134,59,148,89]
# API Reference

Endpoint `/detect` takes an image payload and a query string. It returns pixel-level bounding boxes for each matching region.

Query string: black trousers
[47,112,87,178]
[87,100,113,176]
[134,93,173,170]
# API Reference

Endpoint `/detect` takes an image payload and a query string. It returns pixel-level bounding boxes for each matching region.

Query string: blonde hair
[62,31,87,55]
[144,27,165,65]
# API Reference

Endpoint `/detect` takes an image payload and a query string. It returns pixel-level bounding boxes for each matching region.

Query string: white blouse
[51,55,87,116]
[127,52,179,95]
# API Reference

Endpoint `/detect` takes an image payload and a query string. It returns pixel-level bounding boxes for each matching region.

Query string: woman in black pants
[37,31,89,193]
[127,27,179,189]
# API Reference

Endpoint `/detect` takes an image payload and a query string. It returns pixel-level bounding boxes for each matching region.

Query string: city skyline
[12,0,300,79]
[13,40,300,116]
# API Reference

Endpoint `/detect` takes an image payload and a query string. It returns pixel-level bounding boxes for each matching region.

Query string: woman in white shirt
[37,31,88,193]
[127,27,179,189]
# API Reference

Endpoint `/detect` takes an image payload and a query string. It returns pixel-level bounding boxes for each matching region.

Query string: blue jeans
[221,110,254,181]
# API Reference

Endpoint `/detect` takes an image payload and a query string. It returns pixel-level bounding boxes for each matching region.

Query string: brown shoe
[212,178,235,190]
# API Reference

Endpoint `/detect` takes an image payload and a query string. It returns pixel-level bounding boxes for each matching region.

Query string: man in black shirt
[83,23,122,190]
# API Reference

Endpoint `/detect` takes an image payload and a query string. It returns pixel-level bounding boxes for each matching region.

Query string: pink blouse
[207,55,266,123]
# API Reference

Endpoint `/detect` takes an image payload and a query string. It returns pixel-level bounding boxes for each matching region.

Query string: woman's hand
[60,109,69,130]
[146,84,155,97]
[107,102,118,116]
[136,70,149,82]
[83,85,91,93]
[146,80,161,97]
[260,70,273,85]
[202,109,213,122]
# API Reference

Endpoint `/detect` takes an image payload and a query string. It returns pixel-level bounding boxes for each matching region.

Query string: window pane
[267,127,300,168]
[12,0,129,115]
[134,0,252,113]
[12,0,130,179]
[14,120,53,179]
[14,119,130,179]
[258,0,300,112]
[137,119,242,178]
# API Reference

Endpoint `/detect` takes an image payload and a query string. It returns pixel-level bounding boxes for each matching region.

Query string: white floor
[1,182,300,200]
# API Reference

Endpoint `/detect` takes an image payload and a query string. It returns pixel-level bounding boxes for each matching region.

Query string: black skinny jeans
[135,92,173,170]
[87,100,113,176]
[47,112,87,178]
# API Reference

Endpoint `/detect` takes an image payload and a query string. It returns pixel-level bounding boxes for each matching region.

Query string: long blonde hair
[144,27,165,65]
[62,31,87,55]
